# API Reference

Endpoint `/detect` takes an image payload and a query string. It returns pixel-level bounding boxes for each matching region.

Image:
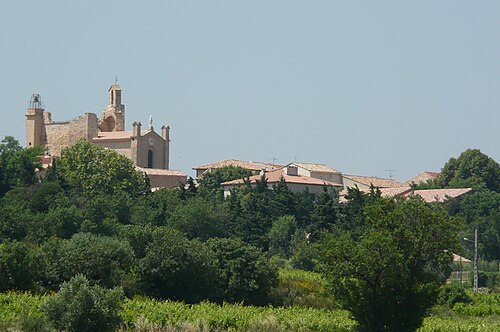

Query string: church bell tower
[100,83,125,132]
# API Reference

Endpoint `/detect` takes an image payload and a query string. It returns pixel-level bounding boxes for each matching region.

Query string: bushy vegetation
[1,291,499,332]
[42,275,124,332]
[0,137,498,331]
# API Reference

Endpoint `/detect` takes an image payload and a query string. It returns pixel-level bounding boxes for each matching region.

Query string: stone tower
[25,94,46,148]
[100,84,125,132]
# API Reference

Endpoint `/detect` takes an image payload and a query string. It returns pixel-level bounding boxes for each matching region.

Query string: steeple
[100,83,125,132]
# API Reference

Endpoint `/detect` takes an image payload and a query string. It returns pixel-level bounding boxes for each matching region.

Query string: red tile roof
[343,174,406,188]
[193,159,282,172]
[93,131,133,140]
[406,171,440,184]
[292,162,341,173]
[221,169,342,187]
[339,187,472,203]
[405,188,472,203]
[136,167,187,176]
[92,130,155,141]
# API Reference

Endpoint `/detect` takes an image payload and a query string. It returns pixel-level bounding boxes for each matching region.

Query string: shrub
[206,238,278,305]
[137,227,219,302]
[42,274,124,332]
[437,284,472,308]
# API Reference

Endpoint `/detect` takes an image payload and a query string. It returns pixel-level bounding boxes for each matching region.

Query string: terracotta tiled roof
[136,167,187,176]
[221,169,342,187]
[452,253,471,263]
[343,175,406,188]
[93,131,133,140]
[338,186,412,203]
[292,162,340,173]
[193,159,282,172]
[379,186,413,197]
[405,188,472,203]
[425,171,440,178]
[406,171,440,184]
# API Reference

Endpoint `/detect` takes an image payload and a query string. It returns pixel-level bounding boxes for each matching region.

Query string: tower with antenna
[25,94,46,148]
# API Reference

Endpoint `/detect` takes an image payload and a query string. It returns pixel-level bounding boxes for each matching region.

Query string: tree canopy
[320,197,461,332]
[55,140,149,196]
[440,149,500,192]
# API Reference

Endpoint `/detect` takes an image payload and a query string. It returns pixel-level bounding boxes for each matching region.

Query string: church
[26,84,170,169]
[26,84,187,188]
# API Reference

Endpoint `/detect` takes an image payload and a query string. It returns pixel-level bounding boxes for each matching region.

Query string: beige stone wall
[134,132,168,169]
[93,140,132,159]
[68,114,99,145]
[45,113,99,156]
[25,108,45,148]
[342,177,370,190]
[309,171,343,185]
[45,122,70,156]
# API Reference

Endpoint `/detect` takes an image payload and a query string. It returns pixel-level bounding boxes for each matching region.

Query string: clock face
[148,138,154,146]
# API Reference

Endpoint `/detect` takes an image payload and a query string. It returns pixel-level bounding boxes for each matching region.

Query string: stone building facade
[26,84,171,170]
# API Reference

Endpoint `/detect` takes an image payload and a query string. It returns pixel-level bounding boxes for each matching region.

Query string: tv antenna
[385,169,397,179]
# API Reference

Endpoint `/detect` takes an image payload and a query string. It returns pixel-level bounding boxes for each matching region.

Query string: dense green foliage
[0,137,498,331]
[55,140,149,197]
[1,291,498,331]
[42,275,124,332]
[439,149,500,192]
[0,136,43,196]
[319,197,462,331]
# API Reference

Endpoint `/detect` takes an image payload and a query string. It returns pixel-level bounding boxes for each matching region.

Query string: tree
[440,149,499,192]
[309,187,341,241]
[51,233,135,288]
[168,196,229,240]
[0,241,43,291]
[197,166,253,200]
[0,136,43,196]
[206,238,278,305]
[55,140,149,196]
[319,197,461,331]
[226,176,274,248]
[456,190,500,260]
[269,177,297,218]
[137,227,218,302]
[268,215,298,258]
[42,274,123,332]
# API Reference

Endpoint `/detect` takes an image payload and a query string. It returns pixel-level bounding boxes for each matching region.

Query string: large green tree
[440,149,499,192]
[206,238,278,305]
[55,140,149,196]
[320,197,461,332]
[197,166,253,200]
[137,227,218,302]
[0,136,43,196]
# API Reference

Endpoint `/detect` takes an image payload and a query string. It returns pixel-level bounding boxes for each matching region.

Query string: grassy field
[0,270,498,331]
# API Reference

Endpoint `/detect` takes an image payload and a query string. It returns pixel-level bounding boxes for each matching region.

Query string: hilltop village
[0,84,495,331]
[26,85,472,203]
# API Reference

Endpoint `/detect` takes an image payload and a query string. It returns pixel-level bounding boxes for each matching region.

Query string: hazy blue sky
[1,1,498,180]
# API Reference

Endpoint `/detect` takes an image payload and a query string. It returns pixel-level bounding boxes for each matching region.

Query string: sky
[1,1,499,180]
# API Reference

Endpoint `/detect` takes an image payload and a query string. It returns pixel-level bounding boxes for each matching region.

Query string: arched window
[148,149,153,168]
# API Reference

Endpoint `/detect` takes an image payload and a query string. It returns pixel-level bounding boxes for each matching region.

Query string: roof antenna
[385,169,397,179]
[114,75,118,84]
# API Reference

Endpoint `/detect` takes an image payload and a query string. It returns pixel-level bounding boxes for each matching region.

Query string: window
[148,149,153,168]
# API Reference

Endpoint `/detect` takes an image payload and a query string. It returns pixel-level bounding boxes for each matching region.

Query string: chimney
[286,165,298,176]
[161,125,170,141]
[133,122,142,137]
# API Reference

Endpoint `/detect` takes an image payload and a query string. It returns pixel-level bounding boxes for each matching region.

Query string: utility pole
[474,228,478,292]
[464,229,479,292]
